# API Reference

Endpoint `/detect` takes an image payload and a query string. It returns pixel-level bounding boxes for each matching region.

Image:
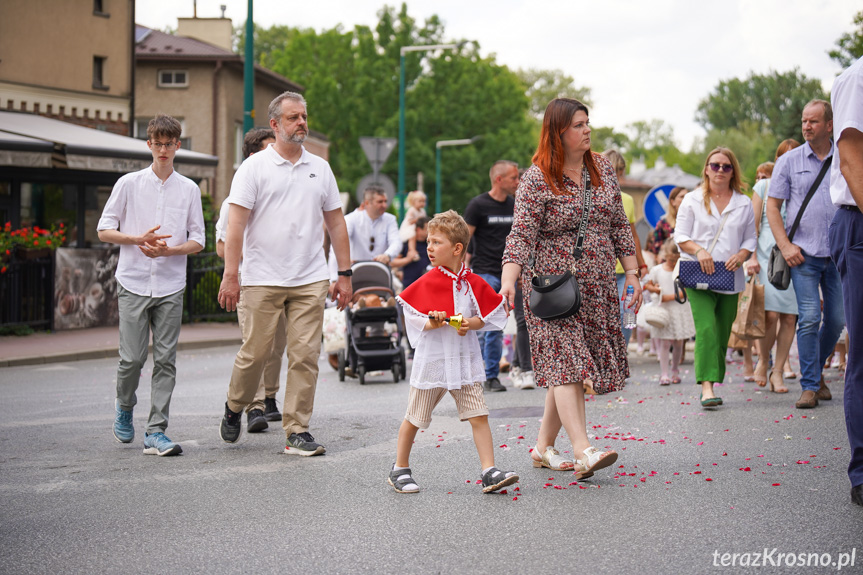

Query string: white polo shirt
[674,187,757,293]
[830,55,863,208]
[227,145,342,287]
[97,166,205,298]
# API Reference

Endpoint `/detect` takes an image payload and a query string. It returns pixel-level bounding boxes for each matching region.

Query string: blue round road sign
[642,184,677,229]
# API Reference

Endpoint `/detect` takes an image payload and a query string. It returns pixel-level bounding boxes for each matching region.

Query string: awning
[0,110,217,179]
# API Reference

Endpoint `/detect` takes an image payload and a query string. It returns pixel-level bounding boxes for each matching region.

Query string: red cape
[397,264,505,320]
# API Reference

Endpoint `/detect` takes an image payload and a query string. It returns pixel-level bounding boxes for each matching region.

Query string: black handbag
[528,170,592,321]
[767,158,832,290]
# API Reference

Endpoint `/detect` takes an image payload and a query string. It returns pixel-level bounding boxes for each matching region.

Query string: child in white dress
[644,239,695,385]
[399,190,428,244]
[391,210,518,494]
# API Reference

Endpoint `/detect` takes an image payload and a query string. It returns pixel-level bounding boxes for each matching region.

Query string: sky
[136,0,860,150]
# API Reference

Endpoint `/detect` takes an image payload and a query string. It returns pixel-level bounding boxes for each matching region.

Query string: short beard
[288,131,307,144]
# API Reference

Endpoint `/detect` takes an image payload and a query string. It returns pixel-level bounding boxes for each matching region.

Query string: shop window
[158,70,188,88]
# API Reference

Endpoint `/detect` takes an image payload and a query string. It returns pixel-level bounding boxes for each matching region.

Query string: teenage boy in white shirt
[97,114,205,456]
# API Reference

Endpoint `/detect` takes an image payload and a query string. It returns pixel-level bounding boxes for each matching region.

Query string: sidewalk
[0,322,242,367]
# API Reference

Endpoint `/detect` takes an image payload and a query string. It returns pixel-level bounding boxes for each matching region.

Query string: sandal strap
[542,447,573,469]
[390,467,417,489]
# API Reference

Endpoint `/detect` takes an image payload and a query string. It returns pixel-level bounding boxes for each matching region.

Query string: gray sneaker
[113,400,134,443]
[142,432,182,456]
[285,432,325,456]
[484,377,507,392]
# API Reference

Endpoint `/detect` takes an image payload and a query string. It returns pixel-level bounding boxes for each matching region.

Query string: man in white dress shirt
[97,114,205,457]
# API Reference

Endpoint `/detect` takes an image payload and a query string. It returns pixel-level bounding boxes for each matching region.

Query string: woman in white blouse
[674,147,758,407]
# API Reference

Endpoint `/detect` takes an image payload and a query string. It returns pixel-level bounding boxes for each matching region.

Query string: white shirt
[328,208,402,281]
[215,199,230,243]
[830,55,863,208]
[97,166,204,297]
[674,187,757,294]
[227,145,342,287]
[397,265,508,390]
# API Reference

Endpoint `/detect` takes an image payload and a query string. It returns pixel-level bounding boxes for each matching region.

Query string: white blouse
[398,269,508,390]
[674,187,757,294]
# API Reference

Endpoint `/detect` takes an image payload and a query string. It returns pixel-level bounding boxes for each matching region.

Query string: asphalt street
[0,345,861,574]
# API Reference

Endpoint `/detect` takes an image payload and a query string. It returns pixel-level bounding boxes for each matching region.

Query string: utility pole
[242,0,254,132]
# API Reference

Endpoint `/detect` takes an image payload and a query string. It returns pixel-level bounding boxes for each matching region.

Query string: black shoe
[484,377,506,392]
[284,432,326,456]
[220,402,242,443]
[852,484,863,507]
[247,409,268,433]
[263,397,281,421]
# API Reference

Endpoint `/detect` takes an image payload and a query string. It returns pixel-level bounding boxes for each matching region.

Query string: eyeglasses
[369,236,375,252]
[150,141,178,150]
[708,162,733,173]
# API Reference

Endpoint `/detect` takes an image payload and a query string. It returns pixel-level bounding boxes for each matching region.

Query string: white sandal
[531,445,575,471]
[578,446,618,475]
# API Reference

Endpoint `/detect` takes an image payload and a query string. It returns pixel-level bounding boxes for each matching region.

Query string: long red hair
[532,98,602,195]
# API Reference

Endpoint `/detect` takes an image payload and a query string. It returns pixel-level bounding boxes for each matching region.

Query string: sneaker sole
[220,421,243,444]
[284,445,325,456]
[264,412,281,422]
[143,444,183,456]
[387,477,419,493]
[482,473,519,493]
[113,429,134,444]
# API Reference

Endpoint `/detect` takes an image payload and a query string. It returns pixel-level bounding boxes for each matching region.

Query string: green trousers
[687,288,739,384]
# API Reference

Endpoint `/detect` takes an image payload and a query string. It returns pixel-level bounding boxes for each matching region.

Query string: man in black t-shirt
[463,160,519,392]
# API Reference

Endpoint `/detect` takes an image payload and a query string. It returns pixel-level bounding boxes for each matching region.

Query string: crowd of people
[96,60,862,507]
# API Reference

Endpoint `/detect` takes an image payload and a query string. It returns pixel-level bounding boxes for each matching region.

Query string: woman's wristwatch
[625,269,639,276]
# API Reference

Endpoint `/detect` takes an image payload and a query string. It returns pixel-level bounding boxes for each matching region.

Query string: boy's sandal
[578,446,618,475]
[481,467,519,493]
[531,445,575,471]
[388,466,419,493]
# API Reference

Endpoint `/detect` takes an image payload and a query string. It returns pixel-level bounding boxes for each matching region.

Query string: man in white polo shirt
[98,114,205,457]
[218,91,353,456]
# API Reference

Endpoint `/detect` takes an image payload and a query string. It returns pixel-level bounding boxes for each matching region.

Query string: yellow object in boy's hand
[428,313,464,330]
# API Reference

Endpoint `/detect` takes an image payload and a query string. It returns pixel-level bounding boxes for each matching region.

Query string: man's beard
[288,131,307,144]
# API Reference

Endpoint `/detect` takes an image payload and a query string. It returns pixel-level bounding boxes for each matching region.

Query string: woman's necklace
[563,165,582,172]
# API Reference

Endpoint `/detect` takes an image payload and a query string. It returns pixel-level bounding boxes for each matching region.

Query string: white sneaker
[519,371,536,389]
[509,366,523,388]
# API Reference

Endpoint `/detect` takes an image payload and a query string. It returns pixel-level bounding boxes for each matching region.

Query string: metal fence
[185,252,237,323]
[0,254,54,330]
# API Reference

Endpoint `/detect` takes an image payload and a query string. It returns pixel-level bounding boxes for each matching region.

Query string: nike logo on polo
[309,174,317,178]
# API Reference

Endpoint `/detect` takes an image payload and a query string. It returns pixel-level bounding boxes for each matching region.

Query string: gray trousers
[116,285,184,434]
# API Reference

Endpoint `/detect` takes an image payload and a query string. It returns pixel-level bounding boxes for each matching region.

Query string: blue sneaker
[142,432,183,456]
[113,401,134,443]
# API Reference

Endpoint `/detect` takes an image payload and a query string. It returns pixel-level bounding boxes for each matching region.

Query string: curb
[0,337,242,368]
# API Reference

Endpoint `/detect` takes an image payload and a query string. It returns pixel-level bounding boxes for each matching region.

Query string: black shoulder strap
[527,168,592,268]
[787,155,833,242]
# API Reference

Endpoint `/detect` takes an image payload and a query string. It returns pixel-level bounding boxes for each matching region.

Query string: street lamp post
[435,136,481,215]
[397,42,465,223]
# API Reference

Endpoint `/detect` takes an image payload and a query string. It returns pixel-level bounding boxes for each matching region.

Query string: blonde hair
[700,147,745,215]
[427,210,470,253]
[756,162,774,180]
[602,149,626,175]
[660,237,679,259]
[407,190,426,209]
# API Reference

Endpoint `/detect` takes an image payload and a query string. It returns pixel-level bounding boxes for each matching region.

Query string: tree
[516,68,592,119]
[246,4,537,212]
[828,10,863,69]
[695,69,827,143]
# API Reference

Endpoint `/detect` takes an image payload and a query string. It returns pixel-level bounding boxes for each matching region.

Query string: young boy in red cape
[389,210,519,494]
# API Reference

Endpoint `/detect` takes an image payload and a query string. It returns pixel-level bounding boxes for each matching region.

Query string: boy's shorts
[405,382,489,429]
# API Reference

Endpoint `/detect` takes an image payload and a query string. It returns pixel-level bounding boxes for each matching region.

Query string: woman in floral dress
[501,98,641,479]
[647,186,688,255]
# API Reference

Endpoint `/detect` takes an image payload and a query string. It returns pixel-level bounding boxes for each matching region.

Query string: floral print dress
[502,154,635,393]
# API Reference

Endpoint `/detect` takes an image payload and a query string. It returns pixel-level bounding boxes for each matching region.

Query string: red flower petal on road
[513,497,518,501]
[772,483,781,486]
[705,478,713,481]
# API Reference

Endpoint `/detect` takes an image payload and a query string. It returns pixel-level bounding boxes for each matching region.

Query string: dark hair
[363,184,386,203]
[532,98,601,195]
[242,127,275,159]
[147,114,182,141]
[415,216,430,230]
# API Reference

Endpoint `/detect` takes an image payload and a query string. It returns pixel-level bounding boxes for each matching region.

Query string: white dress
[398,269,508,390]
[648,264,696,341]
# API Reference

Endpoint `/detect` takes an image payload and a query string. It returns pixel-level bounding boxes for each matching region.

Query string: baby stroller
[337,261,407,385]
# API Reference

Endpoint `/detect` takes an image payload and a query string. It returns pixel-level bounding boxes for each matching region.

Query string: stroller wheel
[392,362,400,384]
[337,350,346,381]
[357,364,366,385]
[399,348,407,379]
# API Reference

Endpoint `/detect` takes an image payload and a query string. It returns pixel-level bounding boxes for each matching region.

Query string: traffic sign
[356,173,396,206]
[359,137,397,176]
[642,184,676,229]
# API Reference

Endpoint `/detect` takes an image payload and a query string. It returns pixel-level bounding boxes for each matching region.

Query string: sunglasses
[708,162,733,173]
[369,236,375,252]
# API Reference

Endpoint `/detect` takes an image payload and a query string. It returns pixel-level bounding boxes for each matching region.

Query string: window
[93,0,108,16]
[158,70,188,88]
[93,56,108,90]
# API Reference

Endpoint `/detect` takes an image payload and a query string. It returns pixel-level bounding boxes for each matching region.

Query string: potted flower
[1,222,67,264]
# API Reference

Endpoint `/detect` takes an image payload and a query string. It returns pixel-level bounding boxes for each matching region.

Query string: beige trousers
[227,281,328,436]
[237,288,287,413]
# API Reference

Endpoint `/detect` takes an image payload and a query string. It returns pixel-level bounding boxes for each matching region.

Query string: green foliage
[828,10,863,69]
[190,270,223,317]
[695,69,827,142]
[200,193,217,252]
[516,68,592,119]
[249,3,536,213]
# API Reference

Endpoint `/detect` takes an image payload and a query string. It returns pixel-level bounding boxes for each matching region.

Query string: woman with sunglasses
[674,147,757,407]
[501,98,641,477]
